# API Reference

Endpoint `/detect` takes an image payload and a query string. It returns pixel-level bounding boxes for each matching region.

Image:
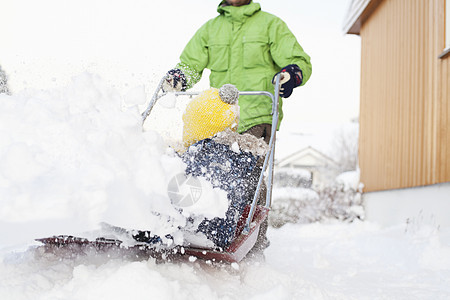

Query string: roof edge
[276,146,338,167]
[343,0,383,35]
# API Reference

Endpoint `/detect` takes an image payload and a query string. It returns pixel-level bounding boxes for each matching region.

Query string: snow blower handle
[141,75,168,125]
[142,74,281,236]
[242,73,281,235]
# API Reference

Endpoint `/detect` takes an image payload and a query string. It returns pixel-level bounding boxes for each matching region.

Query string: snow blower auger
[37,75,281,264]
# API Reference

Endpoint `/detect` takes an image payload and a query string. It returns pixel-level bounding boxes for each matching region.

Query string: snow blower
[37,75,281,263]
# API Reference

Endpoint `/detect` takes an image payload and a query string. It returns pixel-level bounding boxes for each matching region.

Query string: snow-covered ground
[1,76,449,299]
[1,221,449,299]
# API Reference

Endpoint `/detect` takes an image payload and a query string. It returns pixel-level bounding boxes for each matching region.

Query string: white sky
[1,0,360,127]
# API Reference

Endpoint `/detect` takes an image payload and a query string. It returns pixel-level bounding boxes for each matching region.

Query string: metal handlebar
[141,75,168,124]
[142,74,282,235]
[242,74,281,234]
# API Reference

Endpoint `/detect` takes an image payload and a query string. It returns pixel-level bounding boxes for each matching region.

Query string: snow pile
[270,187,321,227]
[0,65,9,95]
[335,169,361,190]
[0,73,228,247]
[271,168,364,227]
[273,167,312,188]
[213,128,268,156]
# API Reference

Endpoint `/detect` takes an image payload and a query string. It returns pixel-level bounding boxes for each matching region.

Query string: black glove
[162,69,187,92]
[272,64,303,98]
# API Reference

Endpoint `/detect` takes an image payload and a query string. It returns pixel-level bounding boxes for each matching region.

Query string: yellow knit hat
[182,86,239,148]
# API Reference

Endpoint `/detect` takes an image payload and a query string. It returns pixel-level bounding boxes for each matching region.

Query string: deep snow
[0,75,449,299]
[1,221,449,299]
[0,73,228,248]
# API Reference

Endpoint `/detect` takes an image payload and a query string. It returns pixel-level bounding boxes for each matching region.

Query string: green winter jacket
[176,1,312,133]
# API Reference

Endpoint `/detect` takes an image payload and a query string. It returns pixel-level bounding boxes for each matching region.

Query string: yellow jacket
[182,88,239,148]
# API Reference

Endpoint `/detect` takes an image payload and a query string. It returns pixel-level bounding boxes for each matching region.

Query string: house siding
[358,0,450,192]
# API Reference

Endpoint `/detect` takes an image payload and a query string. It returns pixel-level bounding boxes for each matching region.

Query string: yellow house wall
[359,0,450,192]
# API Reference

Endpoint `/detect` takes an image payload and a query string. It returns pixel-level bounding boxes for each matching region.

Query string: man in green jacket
[164,0,312,254]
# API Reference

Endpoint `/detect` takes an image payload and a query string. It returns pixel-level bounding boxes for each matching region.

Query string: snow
[364,182,450,228]
[1,221,449,299]
[157,93,178,109]
[278,167,312,179]
[0,73,228,247]
[173,176,229,220]
[214,129,269,156]
[0,75,449,299]
[273,187,318,202]
[231,142,240,153]
[335,169,361,190]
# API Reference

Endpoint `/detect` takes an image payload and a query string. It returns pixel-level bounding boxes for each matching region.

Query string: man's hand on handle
[162,69,187,92]
[272,64,303,98]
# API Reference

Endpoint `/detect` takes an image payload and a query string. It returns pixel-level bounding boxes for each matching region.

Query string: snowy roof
[343,0,383,34]
[276,146,338,169]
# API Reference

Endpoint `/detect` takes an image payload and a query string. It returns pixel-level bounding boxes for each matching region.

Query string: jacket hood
[217,1,261,22]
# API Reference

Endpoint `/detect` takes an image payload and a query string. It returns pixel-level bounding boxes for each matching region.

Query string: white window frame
[446,0,450,49]
[439,0,450,58]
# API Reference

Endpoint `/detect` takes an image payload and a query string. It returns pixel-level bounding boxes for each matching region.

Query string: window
[440,0,450,58]
[447,0,450,49]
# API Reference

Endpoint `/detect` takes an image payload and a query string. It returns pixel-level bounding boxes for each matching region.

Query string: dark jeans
[244,123,272,144]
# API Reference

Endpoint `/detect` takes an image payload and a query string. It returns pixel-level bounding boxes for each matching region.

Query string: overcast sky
[1,0,360,128]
